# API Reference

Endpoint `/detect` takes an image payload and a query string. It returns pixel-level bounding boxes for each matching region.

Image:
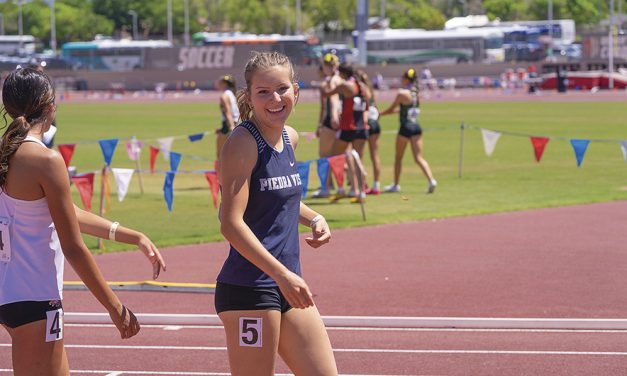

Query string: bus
[0,35,36,55]
[358,28,504,65]
[191,32,320,66]
[62,37,172,71]
[498,19,576,46]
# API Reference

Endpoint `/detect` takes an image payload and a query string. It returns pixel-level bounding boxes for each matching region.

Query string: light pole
[609,0,615,89]
[295,0,301,34]
[547,0,553,58]
[48,0,56,52]
[167,0,173,43]
[128,9,138,40]
[0,14,4,36]
[183,0,190,46]
[284,0,291,35]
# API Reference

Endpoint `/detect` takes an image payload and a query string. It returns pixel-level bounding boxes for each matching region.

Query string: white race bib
[46,308,64,342]
[408,107,420,123]
[368,106,379,121]
[239,317,262,347]
[0,216,11,263]
[353,97,366,112]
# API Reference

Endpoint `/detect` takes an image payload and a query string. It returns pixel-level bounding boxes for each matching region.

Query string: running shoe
[310,189,331,199]
[384,184,401,193]
[350,192,366,204]
[329,192,347,203]
[427,179,437,194]
[365,187,381,195]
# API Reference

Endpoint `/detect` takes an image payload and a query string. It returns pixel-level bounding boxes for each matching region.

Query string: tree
[387,0,446,29]
[483,0,528,21]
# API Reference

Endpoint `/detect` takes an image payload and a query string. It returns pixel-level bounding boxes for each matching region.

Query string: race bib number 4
[46,308,64,342]
[0,216,11,263]
[239,317,262,347]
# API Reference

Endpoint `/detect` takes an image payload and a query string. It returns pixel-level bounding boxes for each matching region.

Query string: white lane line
[2,343,627,355]
[0,371,410,376]
[64,323,627,333]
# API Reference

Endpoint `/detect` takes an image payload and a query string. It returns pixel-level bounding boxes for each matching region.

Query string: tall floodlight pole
[356,0,369,66]
[167,0,173,43]
[0,14,4,36]
[609,0,615,89]
[49,0,56,52]
[284,0,291,35]
[295,0,301,34]
[380,0,385,19]
[128,10,138,40]
[548,0,553,57]
[18,1,23,52]
[184,0,190,46]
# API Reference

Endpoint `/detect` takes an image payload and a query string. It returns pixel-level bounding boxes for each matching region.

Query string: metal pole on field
[547,0,553,58]
[97,166,107,252]
[128,10,138,40]
[609,0,615,89]
[458,122,465,178]
[132,136,145,195]
[167,0,173,43]
[284,0,291,35]
[356,0,369,66]
[49,0,56,52]
[183,0,190,46]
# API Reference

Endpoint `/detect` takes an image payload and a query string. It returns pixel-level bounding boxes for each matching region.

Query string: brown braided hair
[235,51,296,122]
[0,68,56,188]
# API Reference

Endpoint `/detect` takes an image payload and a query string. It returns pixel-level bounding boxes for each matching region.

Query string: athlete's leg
[393,135,409,186]
[410,135,434,181]
[368,134,381,186]
[348,139,367,195]
[330,138,350,192]
[318,127,336,158]
[219,310,281,376]
[278,306,337,376]
[8,320,69,376]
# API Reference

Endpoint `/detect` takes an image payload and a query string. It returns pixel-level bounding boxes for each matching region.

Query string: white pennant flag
[111,168,134,202]
[620,141,627,161]
[158,137,174,161]
[481,129,502,157]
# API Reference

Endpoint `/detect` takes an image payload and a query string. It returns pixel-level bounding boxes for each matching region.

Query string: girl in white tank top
[0,67,167,375]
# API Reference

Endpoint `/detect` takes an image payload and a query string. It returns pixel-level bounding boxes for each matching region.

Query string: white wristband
[310,215,324,228]
[109,221,119,241]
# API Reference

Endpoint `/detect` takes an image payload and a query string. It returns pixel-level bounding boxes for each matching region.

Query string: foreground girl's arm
[40,152,139,339]
[219,128,314,309]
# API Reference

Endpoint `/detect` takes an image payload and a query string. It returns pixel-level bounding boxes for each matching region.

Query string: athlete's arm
[317,84,326,130]
[219,127,314,309]
[220,92,236,131]
[38,151,139,339]
[285,126,331,248]
[379,90,404,116]
[73,206,165,280]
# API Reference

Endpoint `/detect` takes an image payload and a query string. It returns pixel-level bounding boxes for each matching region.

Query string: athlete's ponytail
[0,67,56,188]
[237,51,296,122]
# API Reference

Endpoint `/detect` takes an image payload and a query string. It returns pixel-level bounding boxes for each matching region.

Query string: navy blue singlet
[217,121,302,288]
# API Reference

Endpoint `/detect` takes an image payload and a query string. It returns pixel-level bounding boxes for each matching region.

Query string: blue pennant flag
[170,152,182,172]
[570,139,590,167]
[316,158,329,188]
[296,161,311,199]
[163,171,176,212]
[98,139,119,166]
[188,133,204,142]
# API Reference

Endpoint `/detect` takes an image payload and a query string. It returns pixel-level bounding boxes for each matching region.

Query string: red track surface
[2,201,627,374]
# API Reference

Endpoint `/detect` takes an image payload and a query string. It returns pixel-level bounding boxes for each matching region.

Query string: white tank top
[0,136,64,305]
[221,90,240,123]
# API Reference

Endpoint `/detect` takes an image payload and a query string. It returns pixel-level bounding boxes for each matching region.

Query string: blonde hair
[236,52,296,122]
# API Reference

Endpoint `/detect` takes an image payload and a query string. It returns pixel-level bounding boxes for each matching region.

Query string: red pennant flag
[530,137,550,162]
[57,144,75,168]
[71,173,95,211]
[150,146,160,174]
[204,171,220,209]
[328,154,346,188]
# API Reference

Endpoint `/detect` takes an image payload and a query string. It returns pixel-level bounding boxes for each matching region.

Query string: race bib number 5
[0,216,12,263]
[239,317,262,347]
[46,309,64,342]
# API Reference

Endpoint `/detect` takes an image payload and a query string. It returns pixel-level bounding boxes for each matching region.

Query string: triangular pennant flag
[188,133,204,142]
[204,171,220,209]
[70,173,94,211]
[570,139,590,167]
[111,168,134,202]
[328,154,346,188]
[296,161,311,198]
[149,146,160,174]
[620,141,627,161]
[317,158,330,189]
[163,171,175,212]
[125,139,142,161]
[158,137,174,161]
[57,144,75,168]
[98,139,119,166]
[169,152,182,172]
[481,129,501,157]
[530,137,550,163]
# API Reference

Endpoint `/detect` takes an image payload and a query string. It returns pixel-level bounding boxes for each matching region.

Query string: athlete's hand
[276,271,314,309]
[331,117,339,130]
[305,217,331,248]
[109,303,140,339]
[137,234,166,280]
